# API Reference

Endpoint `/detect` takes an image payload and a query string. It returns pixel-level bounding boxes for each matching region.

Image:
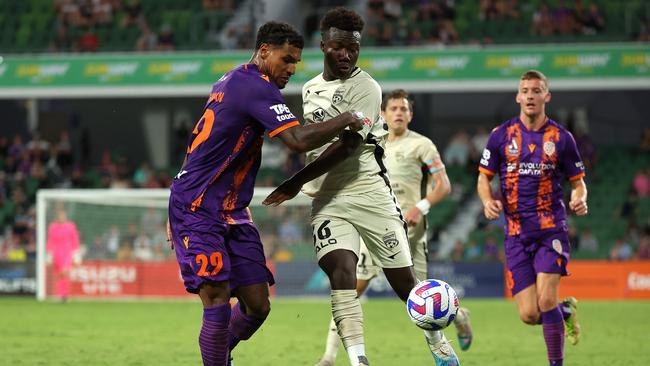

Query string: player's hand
[569,198,588,216]
[166,218,174,250]
[404,207,423,226]
[346,110,366,132]
[483,199,503,220]
[262,179,302,206]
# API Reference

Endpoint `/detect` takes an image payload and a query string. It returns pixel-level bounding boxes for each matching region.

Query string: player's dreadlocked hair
[382,89,414,112]
[520,70,549,91]
[320,7,364,33]
[255,21,304,50]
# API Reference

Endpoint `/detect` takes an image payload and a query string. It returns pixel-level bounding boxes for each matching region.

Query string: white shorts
[356,218,429,282]
[311,186,412,270]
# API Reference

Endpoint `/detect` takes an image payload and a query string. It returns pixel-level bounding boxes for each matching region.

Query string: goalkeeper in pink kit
[46,207,80,301]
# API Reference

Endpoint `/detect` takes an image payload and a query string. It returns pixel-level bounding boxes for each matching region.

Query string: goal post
[36,188,313,301]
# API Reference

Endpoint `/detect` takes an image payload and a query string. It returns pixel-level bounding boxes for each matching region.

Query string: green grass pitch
[1,297,648,365]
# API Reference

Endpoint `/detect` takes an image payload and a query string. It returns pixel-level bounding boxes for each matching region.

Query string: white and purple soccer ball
[406,279,459,331]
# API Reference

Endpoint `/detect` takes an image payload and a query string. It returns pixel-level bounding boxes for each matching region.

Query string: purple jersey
[171,63,299,223]
[479,117,585,236]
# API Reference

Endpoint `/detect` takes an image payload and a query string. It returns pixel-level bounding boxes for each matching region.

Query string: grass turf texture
[1,298,648,365]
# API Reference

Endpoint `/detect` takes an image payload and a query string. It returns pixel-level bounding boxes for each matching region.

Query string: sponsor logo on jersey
[543,141,556,156]
[269,103,296,122]
[382,231,399,249]
[515,162,556,176]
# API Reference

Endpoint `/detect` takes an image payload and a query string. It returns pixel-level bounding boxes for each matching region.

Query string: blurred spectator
[636,235,649,259]
[133,161,153,187]
[444,130,471,166]
[136,23,158,51]
[609,238,633,261]
[532,3,554,36]
[140,207,163,237]
[122,0,144,27]
[638,20,650,42]
[580,2,605,35]
[552,0,576,35]
[568,225,579,251]
[77,27,100,52]
[451,239,465,262]
[117,240,134,260]
[619,190,638,221]
[640,127,650,152]
[157,24,176,51]
[470,126,490,163]
[85,235,108,260]
[483,236,500,261]
[93,0,114,25]
[578,228,599,253]
[464,240,481,261]
[633,168,650,198]
[133,229,153,261]
[480,0,500,21]
[104,225,120,257]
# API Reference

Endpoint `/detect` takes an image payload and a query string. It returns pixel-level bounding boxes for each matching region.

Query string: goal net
[36,188,314,301]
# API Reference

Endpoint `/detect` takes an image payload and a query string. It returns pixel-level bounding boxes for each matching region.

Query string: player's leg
[169,200,232,366]
[316,238,379,366]
[226,223,276,352]
[319,249,369,366]
[537,273,564,366]
[533,231,576,366]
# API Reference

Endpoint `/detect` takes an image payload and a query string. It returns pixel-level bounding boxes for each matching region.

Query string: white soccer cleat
[428,334,460,366]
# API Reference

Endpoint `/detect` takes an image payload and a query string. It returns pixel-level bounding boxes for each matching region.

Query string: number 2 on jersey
[196,252,223,276]
[187,109,215,154]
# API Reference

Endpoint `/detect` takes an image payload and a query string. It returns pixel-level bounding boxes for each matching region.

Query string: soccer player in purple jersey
[166,22,365,366]
[477,70,587,366]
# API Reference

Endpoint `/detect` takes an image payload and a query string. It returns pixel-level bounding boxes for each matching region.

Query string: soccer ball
[406,279,459,331]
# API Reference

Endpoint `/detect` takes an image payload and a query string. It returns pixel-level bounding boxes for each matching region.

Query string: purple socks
[199,304,231,366]
[228,302,265,350]
[541,307,564,366]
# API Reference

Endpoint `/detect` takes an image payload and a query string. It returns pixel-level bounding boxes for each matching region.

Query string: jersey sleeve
[479,128,501,177]
[346,79,382,140]
[245,79,300,138]
[561,131,586,181]
[419,140,445,174]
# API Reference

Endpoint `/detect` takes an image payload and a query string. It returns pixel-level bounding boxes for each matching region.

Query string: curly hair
[320,7,364,33]
[255,21,304,50]
[381,89,414,112]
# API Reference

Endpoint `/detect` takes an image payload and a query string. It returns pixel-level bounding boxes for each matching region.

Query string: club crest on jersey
[543,141,556,156]
[507,138,519,156]
[332,86,345,104]
[313,108,325,122]
[382,231,399,249]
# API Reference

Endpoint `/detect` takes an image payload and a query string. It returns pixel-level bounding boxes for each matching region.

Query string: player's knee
[328,266,357,288]
[537,295,558,312]
[246,299,271,319]
[519,310,539,325]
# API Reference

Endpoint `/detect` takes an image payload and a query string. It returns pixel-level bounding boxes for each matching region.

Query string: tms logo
[269,103,296,122]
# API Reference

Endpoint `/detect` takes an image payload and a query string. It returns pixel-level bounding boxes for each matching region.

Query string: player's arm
[404,170,451,225]
[263,131,362,206]
[569,177,588,216]
[275,112,364,153]
[477,171,502,220]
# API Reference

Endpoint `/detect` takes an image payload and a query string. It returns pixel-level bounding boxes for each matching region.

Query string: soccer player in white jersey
[314,89,474,366]
[263,7,461,366]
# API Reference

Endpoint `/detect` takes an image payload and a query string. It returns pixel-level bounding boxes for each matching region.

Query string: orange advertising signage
[505,261,650,299]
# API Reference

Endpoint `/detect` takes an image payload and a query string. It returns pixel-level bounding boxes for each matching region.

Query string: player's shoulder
[302,73,324,96]
[490,117,519,136]
[229,63,279,93]
[545,118,571,134]
[408,130,437,147]
[350,68,381,91]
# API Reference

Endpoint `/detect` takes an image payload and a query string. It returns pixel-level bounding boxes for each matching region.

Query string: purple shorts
[504,229,571,296]
[168,197,274,294]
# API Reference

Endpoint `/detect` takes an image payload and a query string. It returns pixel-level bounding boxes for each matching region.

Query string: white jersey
[301,68,388,198]
[384,130,445,210]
